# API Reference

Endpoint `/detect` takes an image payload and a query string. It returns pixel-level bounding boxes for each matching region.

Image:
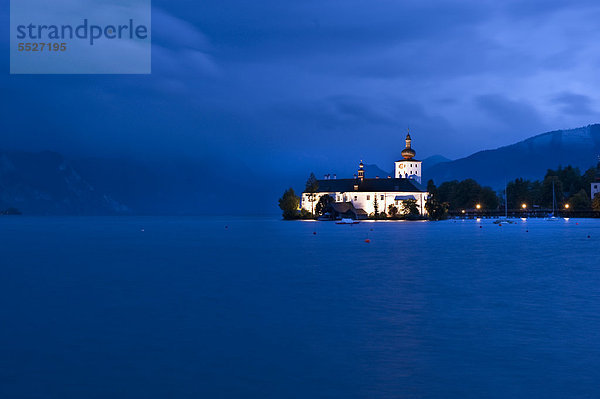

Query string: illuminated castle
[301,130,428,218]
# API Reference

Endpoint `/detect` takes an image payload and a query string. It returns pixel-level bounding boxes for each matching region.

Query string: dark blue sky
[2,0,600,212]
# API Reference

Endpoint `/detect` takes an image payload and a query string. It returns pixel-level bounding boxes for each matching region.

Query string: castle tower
[394,129,422,183]
[357,160,364,181]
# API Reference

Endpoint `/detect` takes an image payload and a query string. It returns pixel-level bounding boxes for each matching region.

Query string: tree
[437,180,457,208]
[569,189,591,210]
[372,196,379,219]
[304,173,319,215]
[425,181,448,220]
[388,204,399,218]
[427,179,437,196]
[438,179,484,210]
[315,195,334,216]
[593,193,600,211]
[429,165,594,214]
[479,186,499,209]
[425,197,448,220]
[503,167,597,210]
[455,179,481,209]
[548,166,584,196]
[299,209,313,219]
[541,175,565,209]
[507,178,533,209]
[583,164,600,195]
[401,199,420,217]
[278,188,300,220]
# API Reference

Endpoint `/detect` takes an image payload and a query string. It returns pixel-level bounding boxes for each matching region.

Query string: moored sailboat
[544,180,561,221]
[494,181,515,224]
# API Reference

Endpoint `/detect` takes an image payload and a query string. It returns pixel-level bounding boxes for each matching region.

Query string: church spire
[401,128,416,160]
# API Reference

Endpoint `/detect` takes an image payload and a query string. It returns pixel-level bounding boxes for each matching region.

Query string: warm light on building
[565,204,570,209]
[476,204,481,210]
[521,203,527,209]
[299,130,429,218]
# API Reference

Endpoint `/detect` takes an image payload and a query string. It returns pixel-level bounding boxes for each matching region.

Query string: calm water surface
[1,217,600,398]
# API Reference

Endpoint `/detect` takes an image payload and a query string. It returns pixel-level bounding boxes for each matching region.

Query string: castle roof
[306,178,426,193]
[329,202,368,215]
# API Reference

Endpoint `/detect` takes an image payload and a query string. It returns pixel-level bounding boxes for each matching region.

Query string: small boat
[493,219,515,225]
[544,215,561,221]
[336,218,360,225]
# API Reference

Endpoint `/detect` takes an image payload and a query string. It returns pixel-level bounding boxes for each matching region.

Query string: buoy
[526,230,529,233]
[480,225,482,228]
[365,239,371,243]
[225,225,228,229]
[576,223,579,225]
[588,235,591,239]
[313,231,317,235]
[370,228,374,231]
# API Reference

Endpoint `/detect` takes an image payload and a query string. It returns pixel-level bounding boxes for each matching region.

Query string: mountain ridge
[0,150,128,215]
[425,124,600,189]
[2,124,599,214]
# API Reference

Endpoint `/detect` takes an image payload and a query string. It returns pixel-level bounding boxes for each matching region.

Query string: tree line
[279,164,600,220]
[430,164,600,212]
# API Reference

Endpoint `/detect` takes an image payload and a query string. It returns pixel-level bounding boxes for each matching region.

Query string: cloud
[149,8,221,88]
[152,8,211,50]
[3,0,600,209]
[475,94,546,135]
[552,92,595,115]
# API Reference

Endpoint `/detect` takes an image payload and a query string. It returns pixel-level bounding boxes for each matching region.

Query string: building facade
[301,131,429,217]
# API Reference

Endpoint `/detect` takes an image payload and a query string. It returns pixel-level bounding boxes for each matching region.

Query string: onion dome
[401,131,416,160]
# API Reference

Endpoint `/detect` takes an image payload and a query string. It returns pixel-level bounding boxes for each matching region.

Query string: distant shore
[449,209,600,218]
[0,208,22,216]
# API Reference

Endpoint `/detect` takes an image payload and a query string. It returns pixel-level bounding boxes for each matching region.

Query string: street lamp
[476,204,481,210]
[564,204,570,209]
[521,203,527,209]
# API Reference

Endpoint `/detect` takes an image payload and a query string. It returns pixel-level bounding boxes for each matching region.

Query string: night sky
[1,0,600,213]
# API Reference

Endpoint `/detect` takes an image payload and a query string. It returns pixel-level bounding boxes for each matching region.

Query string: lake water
[1,216,600,398]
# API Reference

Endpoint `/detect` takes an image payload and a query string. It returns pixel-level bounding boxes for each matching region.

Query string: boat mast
[505,182,508,218]
[552,180,556,217]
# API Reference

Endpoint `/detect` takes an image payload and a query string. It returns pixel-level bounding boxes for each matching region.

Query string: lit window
[380,195,384,200]
[354,185,358,190]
